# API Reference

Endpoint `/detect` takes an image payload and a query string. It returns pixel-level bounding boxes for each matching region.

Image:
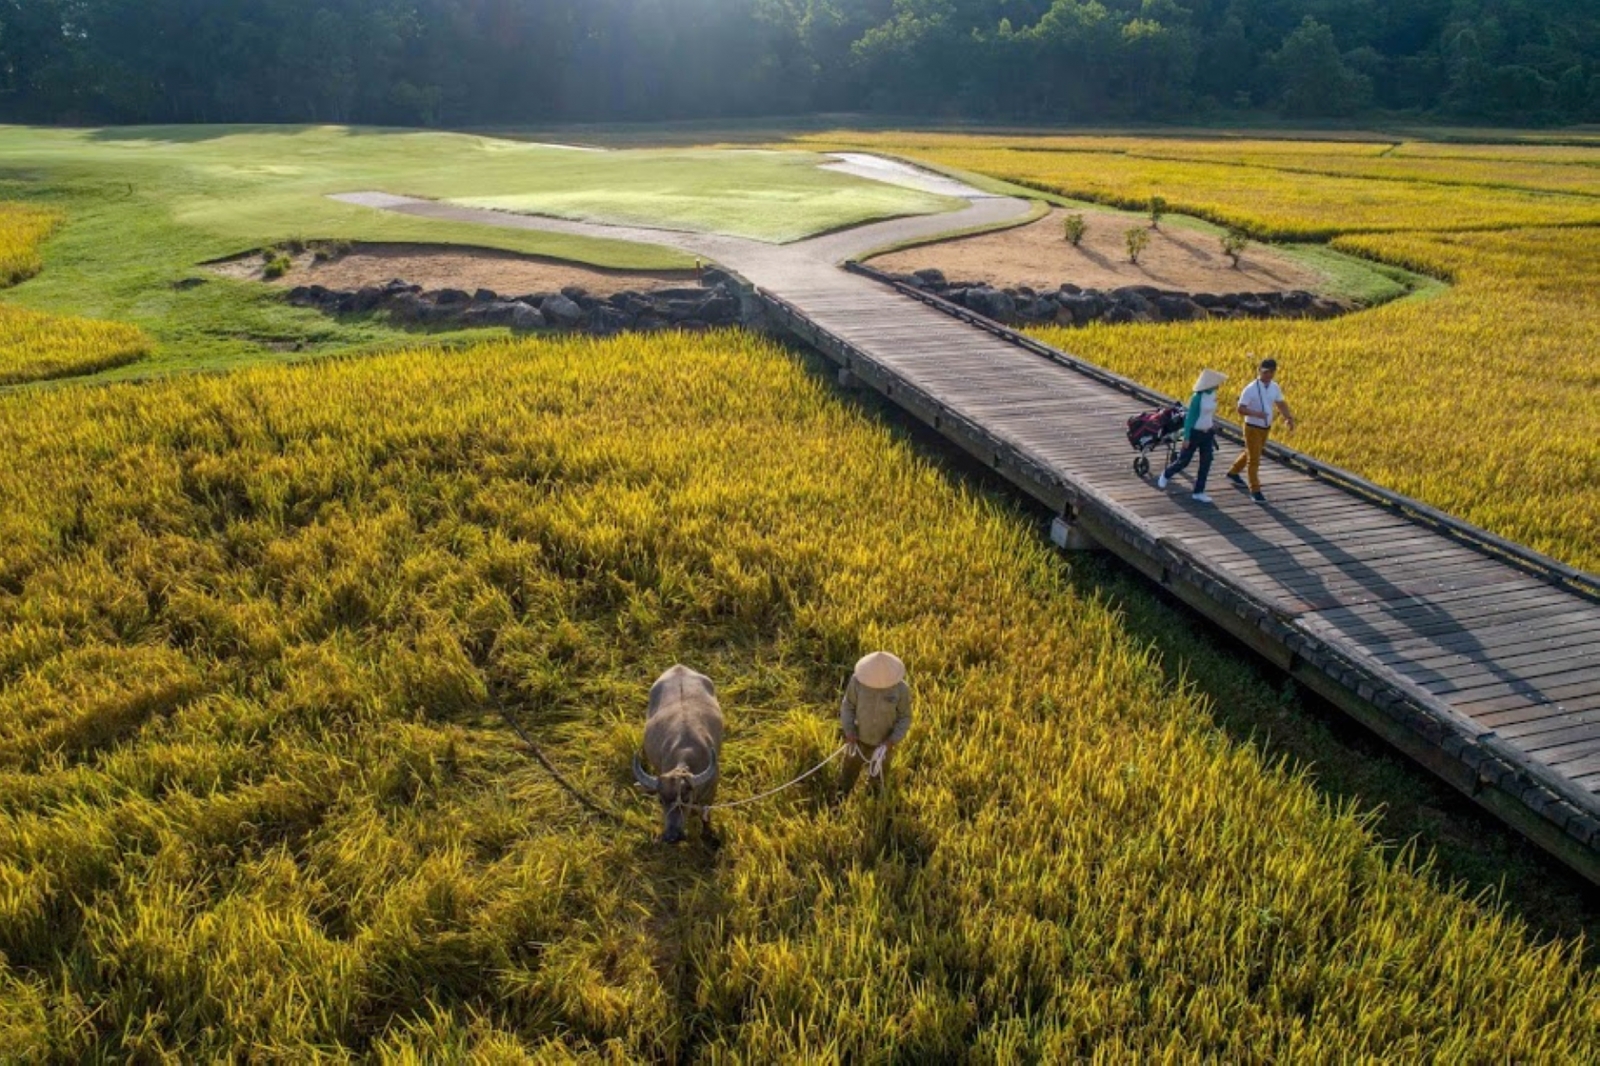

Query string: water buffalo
[632,664,724,845]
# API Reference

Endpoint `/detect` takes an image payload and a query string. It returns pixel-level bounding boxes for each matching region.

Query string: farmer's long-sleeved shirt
[840,677,912,747]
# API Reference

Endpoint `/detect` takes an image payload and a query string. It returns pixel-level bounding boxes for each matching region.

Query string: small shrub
[1149,195,1167,229]
[1221,229,1250,267]
[262,254,293,280]
[1125,227,1151,264]
[1062,213,1087,246]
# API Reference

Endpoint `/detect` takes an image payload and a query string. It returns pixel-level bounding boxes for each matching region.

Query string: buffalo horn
[689,749,718,790]
[632,753,660,793]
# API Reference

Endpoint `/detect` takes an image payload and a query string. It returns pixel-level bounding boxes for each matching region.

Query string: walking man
[839,651,912,795]
[1226,357,1297,502]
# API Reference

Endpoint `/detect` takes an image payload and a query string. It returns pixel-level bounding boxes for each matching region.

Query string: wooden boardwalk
[756,268,1600,884]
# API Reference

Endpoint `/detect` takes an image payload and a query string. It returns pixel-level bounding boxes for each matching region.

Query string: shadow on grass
[803,345,1600,958]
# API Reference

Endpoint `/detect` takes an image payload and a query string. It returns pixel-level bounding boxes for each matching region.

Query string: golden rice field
[0,203,59,286]
[782,132,1600,571]
[787,132,1600,239]
[0,329,1596,1059]
[0,204,149,385]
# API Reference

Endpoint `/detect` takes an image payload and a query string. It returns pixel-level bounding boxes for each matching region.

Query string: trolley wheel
[1133,455,1150,478]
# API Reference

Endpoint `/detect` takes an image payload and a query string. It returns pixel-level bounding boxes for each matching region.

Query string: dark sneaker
[1226,473,1246,487]
[1251,491,1267,503]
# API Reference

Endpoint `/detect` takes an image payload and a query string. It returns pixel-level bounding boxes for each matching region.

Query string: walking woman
[1158,368,1227,503]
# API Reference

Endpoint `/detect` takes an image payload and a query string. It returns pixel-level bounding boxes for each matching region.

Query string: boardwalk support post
[1050,515,1100,552]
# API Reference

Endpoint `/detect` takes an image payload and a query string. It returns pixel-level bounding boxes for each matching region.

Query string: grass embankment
[0,329,1595,1058]
[0,203,148,385]
[0,126,955,377]
[784,131,1600,572]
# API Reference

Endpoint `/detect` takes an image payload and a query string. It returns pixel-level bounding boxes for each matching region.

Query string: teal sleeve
[1183,391,1202,437]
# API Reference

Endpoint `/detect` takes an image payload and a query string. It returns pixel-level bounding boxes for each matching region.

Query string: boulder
[1238,297,1272,317]
[1104,305,1135,325]
[1110,286,1156,314]
[965,287,1016,323]
[1017,295,1058,321]
[1058,282,1083,296]
[473,288,499,303]
[560,285,598,310]
[698,295,739,323]
[510,303,545,331]
[913,268,947,287]
[350,286,384,313]
[1153,294,1206,321]
[386,291,429,322]
[590,306,631,334]
[540,293,585,327]
[612,291,655,316]
[434,288,471,306]
[1057,291,1108,323]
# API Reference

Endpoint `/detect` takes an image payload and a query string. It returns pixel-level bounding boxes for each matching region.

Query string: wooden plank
[1365,614,1600,656]
[1371,638,1599,676]
[1534,737,1600,766]
[1554,753,1600,780]
[1364,619,1600,665]
[1421,669,1600,704]
[1495,707,1600,740]
[1220,555,1525,604]
[1312,605,1600,651]
[1452,688,1600,717]
[1193,537,1485,581]
[1517,728,1600,759]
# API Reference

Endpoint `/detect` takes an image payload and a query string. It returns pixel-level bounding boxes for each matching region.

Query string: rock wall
[889,269,1353,327]
[287,272,745,334]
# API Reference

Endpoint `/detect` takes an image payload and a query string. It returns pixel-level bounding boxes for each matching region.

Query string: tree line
[2,0,1597,127]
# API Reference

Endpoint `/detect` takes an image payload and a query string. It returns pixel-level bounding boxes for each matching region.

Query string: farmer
[1158,367,1227,504]
[839,651,912,795]
[1225,356,1297,502]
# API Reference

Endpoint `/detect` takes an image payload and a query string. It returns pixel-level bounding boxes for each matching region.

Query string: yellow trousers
[1228,424,1271,492]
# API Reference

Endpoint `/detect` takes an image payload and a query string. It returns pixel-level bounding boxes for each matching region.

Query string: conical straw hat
[854,651,906,689]
[1193,368,1227,393]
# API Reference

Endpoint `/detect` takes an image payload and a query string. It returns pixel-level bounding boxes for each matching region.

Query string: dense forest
[1,0,1597,126]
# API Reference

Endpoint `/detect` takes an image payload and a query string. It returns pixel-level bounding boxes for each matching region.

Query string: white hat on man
[854,651,906,689]
[1193,368,1227,393]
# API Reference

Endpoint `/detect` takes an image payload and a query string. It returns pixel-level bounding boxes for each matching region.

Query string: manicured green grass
[0,125,957,378]
[448,148,961,243]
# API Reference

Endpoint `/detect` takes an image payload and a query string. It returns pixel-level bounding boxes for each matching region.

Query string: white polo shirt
[1239,378,1284,429]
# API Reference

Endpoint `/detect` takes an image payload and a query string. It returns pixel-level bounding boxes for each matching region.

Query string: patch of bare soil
[870,207,1326,294]
[209,243,696,295]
